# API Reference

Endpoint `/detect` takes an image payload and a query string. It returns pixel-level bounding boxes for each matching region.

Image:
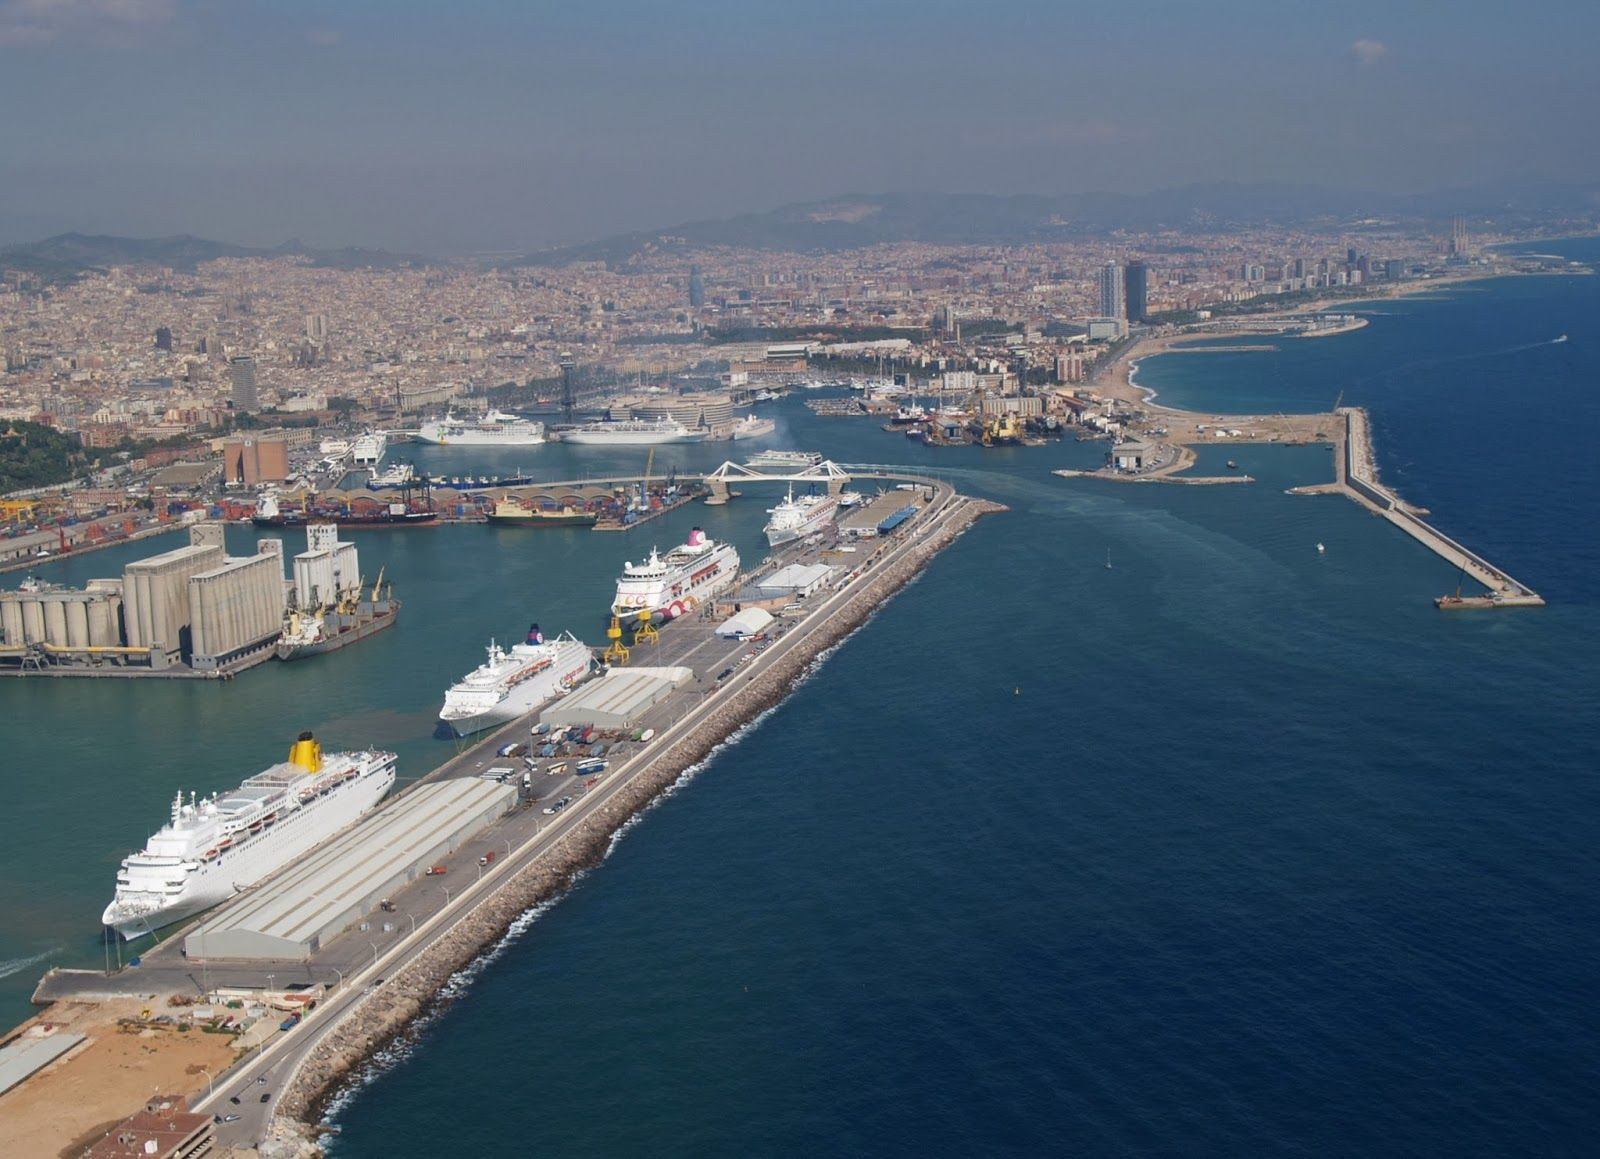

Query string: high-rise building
[688,265,705,309]
[229,355,258,412]
[1292,258,1307,279]
[559,352,577,425]
[1124,261,1148,323]
[305,313,328,341]
[154,326,173,352]
[1098,262,1125,320]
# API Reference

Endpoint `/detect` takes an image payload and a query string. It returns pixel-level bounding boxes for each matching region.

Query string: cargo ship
[763,486,841,548]
[251,492,437,528]
[276,572,400,659]
[102,733,397,938]
[436,625,594,737]
[484,497,598,527]
[612,527,740,621]
[561,418,707,446]
[416,409,545,446]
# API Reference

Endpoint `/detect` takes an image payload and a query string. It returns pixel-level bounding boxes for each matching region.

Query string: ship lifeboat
[248,818,263,832]
[204,848,219,860]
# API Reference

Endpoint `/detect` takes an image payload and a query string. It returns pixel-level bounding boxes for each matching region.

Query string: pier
[11,475,1003,1155]
[1322,408,1544,608]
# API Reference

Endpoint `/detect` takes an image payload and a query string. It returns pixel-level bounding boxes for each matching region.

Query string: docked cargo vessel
[764,486,841,548]
[436,625,595,737]
[251,492,437,528]
[416,410,545,446]
[484,497,598,527]
[102,733,396,938]
[612,528,740,621]
[561,418,706,446]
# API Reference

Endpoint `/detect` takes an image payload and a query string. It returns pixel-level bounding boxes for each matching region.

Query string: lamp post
[332,968,343,992]
[440,885,452,906]
[199,1067,213,1099]
[368,942,379,969]
[406,914,417,936]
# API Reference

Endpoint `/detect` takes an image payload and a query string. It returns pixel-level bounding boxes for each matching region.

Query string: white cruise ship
[764,486,841,548]
[745,449,823,469]
[436,625,593,738]
[103,734,396,938]
[416,410,545,446]
[562,418,707,446]
[729,414,776,440]
[612,528,740,622]
[351,431,387,466]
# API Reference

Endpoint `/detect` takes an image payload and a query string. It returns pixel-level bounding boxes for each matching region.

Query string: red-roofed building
[83,1094,213,1158]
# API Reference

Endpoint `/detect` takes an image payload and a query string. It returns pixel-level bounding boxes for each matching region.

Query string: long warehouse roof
[185,779,513,960]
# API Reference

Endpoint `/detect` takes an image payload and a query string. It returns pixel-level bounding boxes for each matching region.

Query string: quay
[11,475,1003,1156]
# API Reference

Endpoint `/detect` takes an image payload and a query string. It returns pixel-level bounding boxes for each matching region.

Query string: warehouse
[183,779,515,961]
[541,666,693,729]
[716,607,774,639]
[752,562,833,599]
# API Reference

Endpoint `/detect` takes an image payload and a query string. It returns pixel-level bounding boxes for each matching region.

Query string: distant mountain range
[0,232,429,279]
[3,179,1595,277]
[522,177,1600,265]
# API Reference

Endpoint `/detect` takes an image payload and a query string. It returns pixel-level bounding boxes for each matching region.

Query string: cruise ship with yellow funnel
[101,732,396,938]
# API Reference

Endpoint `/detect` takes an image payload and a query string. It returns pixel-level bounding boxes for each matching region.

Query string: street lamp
[265,973,275,996]
[406,914,417,936]
[440,885,452,906]
[368,943,379,969]
[332,968,343,991]
[503,839,512,859]
[199,1066,213,1099]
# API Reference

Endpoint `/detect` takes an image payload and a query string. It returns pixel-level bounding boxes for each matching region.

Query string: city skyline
[2,1,1598,253]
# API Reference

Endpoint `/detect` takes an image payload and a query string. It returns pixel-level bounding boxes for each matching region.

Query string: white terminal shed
[752,562,833,599]
[716,607,774,639]
[541,666,694,730]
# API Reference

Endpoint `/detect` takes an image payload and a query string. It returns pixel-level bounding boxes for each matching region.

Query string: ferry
[745,449,824,469]
[764,486,841,548]
[561,418,707,446]
[102,733,396,938]
[612,528,740,622]
[436,625,594,738]
[350,432,387,466]
[416,410,545,446]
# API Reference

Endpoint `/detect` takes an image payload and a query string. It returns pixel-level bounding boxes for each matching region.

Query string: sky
[0,0,1597,254]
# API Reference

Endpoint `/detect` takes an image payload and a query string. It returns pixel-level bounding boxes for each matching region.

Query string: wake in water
[0,946,61,980]
[1347,335,1569,389]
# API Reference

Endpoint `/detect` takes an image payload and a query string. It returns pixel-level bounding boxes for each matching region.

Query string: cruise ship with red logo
[611,528,740,622]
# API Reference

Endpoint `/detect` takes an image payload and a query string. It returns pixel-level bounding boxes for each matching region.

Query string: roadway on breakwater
[1293,408,1544,607]
[74,478,997,1154]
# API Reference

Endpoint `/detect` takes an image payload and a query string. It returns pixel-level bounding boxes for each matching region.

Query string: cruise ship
[416,410,545,446]
[436,625,594,738]
[102,733,396,938]
[729,414,776,440]
[612,528,740,622]
[562,418,707,446]
[764,486,841,548]
[745,449,823,469]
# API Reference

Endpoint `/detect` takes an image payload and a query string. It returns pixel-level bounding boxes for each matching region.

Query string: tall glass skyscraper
[1099,262,1125,319]
[1124,261,1149,322]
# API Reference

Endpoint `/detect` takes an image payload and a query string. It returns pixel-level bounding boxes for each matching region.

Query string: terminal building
[541,666,694,730]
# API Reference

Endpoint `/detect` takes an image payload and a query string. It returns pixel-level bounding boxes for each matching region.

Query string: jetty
[11,476,1003,1156]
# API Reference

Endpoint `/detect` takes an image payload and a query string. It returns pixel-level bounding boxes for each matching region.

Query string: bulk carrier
[102,733,396,938]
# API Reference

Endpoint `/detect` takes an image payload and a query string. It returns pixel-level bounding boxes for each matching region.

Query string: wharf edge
[257,492,1004,1153]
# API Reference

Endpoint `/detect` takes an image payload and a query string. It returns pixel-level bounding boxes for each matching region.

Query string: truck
[425,865,448,876]
[379,899,396,913]
[478,851,496,867]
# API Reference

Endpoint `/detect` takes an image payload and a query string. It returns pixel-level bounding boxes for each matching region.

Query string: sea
[3,238,1597,1156]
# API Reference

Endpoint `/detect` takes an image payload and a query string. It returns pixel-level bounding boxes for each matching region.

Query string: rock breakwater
[272,495,1004,1149]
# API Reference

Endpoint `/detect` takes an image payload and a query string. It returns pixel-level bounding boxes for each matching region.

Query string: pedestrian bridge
[702,459,853,504]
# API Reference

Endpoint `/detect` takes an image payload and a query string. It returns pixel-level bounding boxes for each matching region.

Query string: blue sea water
[5,242,1599,1155]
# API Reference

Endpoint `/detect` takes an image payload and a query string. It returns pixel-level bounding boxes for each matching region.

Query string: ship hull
[276,601,400,660]
[485,511,598,528]
[562,430,707,446]
[413,433,545,446]
[104,757,395,938]
[252,512,437,529]
[436,641,592,738]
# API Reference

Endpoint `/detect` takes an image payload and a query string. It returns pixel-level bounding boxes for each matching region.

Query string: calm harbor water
[5,240,1599,1155]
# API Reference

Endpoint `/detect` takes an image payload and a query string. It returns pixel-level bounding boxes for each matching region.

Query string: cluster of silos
[292,522,359,610]
[122,541,226,663]
[0,582,124,652]
[188,539,286,670]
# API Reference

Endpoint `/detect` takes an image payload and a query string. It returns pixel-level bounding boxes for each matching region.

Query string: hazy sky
[1,0,1596,253]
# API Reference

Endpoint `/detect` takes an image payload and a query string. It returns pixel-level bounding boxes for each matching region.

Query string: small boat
[1226,459,1238,470]
[1316,543,1326,554]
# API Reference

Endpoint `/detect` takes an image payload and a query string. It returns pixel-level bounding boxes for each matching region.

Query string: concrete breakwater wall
[270,496,1005,1148]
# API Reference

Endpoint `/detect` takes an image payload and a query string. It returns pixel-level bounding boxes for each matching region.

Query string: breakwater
[1332,408,1543,607]
[265,495,1004,1151]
